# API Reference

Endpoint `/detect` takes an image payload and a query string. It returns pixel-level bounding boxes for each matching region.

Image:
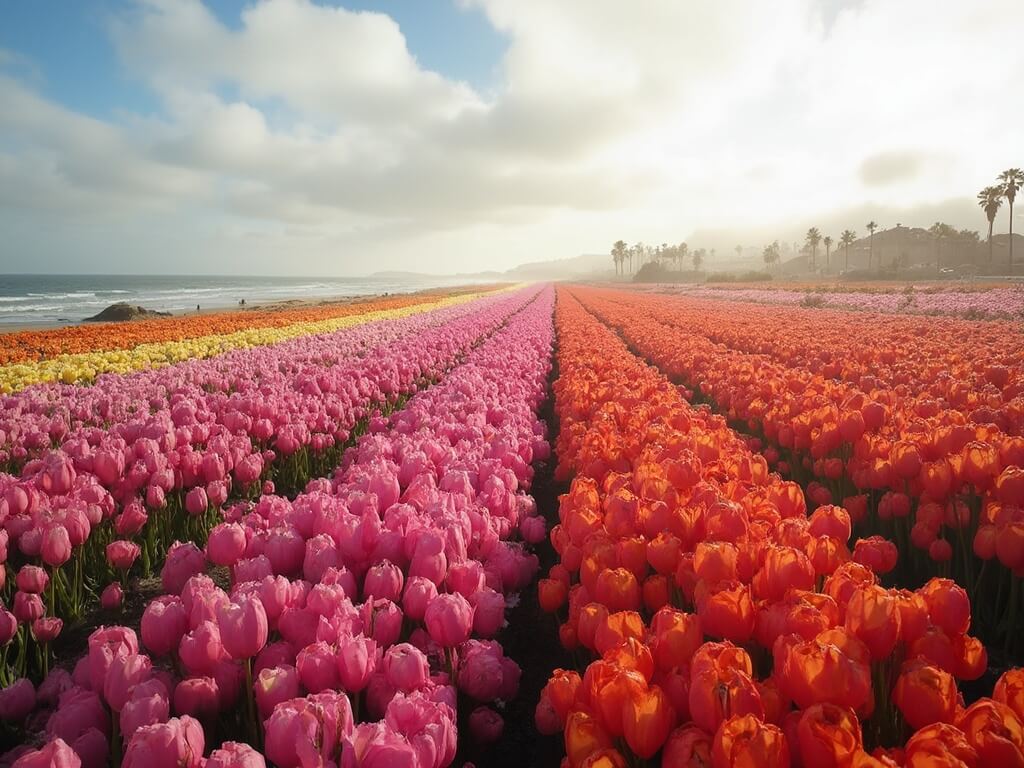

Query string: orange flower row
[537,287,1024,767]
[568,285,1024,649]
[0,285,504,364]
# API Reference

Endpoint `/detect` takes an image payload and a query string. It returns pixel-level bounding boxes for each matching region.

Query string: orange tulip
[779,638,870,712]
[996,669,1024,724]
[844,585,902,660]
[642,574,670,612]
[579,750,627,768]
[903,723,979,768]
[796,703,863,768]
[662,724,713,767]
[893,660,958,730]
[602,637,654,682]
[565,709,614,768]
[691,640,754,679]
[621,683,675,759]
[920,578,971,637]
[594,568,641,613]
[577,603,610,651]
[694,541,739,584]
[649,607,703,673]
[852,536,898,575]
[539,578,569,613]
[696,580,755,642]
[955,699,1024,767]
[646,532,683,576]
[688,665,764,735]
[594,611,645,656]
[544,668,583,723]
[712,714,790,768]
[595,667,646,738]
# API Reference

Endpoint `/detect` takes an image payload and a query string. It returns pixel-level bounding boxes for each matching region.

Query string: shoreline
[0,283,504,336]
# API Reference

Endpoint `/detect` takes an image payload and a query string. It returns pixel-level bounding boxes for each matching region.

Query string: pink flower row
[2,286,555,768]
[0,288,540,622]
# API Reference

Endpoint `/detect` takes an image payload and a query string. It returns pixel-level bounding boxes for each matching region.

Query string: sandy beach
[0,282,505,335]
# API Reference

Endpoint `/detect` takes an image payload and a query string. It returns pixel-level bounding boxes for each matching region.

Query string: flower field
[3,282,1024,768]
[0,287,509,393]
[648,284,1024,320]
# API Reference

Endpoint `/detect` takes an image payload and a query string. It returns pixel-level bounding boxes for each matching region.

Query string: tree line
[611,167,1022,277]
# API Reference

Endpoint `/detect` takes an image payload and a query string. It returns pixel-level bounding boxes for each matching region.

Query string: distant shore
[0,283,502,335]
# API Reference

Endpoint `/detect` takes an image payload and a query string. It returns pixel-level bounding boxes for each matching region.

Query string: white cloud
[0,0,1022,275]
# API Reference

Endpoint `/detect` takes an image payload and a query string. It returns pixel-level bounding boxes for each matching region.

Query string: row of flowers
[534,287,1022,767]
[569,286,1024,652]
[0,286,505,367]
[655,285,1024,320]
[0,288,512,394]
[0,288,540,661]
[0,286,555,768]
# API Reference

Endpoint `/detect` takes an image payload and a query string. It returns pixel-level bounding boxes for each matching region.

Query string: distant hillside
[506,253,613,278]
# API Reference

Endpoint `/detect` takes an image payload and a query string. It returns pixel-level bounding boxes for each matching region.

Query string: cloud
[0,0,1022,276]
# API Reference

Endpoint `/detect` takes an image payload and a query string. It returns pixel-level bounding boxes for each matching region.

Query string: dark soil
[456,329,570,768]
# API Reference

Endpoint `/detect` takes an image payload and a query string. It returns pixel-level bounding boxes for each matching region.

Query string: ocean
[0,274,495,326]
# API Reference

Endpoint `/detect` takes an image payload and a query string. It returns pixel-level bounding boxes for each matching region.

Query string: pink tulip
[115,503,148,537]
[141,596,188,657]
[206,481,229,508]
[382,643,429,694]
[87,626,138,694]
[45,688,108,744]
[15,565,49,594]
[206,742,266,768]
[217,596,268,660]
[519,515,546,544]
[0,678,36,720]
[37,669,74,706]
[233,555,273,585]
[401,577,438,622]
[343,722,418,768]
[71,728,109,768]
[172,677,220,720]
[106,541,141,571]
[337,634,378,693]
[263,699,323,768]
[122,716,205,768]
[469,588,505,638]
[32,617,63,643]
[255,641,296,676]
[457,641,505,702]
[362,599,403,648]
[206,523,247,567]
[184,488,208,517]
[468,706,504,745]
[446,560,485,598]
[363,561,404,602]
[103,653,152,712]
[119,680,169,743]
[0,609,17,644]
[160,542,206,595]
[424,592,474,648]
[296,641,339,693]
[11,738,81,768]
[254,665,300,719]
[146,485,166,510]
[101,583,123,610]
[41,525,72,568]
[178,621,225,676]
[13,591,45,623]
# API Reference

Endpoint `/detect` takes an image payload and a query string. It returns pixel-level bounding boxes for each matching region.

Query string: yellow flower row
[0,288,514,394]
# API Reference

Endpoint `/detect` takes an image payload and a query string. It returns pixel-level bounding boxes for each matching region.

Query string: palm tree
[978,186,1003,264]
[692,249,704,271]
[865,221,879,270]
[999,168,1024,271]
[762,241,781,271]
[823,235,833,269]
[805,228,822,271]
[611,240,627,276]
[840,229,856,272]
[735,244,743,260]
[678,242,689,272]
[928,222,957,275]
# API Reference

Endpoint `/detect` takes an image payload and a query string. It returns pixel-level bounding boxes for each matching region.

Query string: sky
[0,0,1022,276]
